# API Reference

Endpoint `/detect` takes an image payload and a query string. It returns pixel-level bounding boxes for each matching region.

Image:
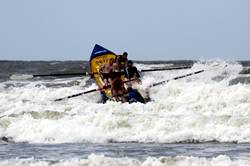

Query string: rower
[124,60,141,89]
[119,52,128,69]
[124,60,146,103]
[100,58,115,87]
[99,58,115,103]
[110,77,126,102]
[125,60,140,80]
[110,56,127,102]
[100,57,126,102]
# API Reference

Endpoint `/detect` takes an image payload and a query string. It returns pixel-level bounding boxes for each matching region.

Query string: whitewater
[0,60,250,165]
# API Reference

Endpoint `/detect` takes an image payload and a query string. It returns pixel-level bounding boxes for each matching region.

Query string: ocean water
[0,60,250,165]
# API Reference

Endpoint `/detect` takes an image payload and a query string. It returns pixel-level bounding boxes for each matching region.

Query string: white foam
[0,155,249,166]
[1,61,250,143]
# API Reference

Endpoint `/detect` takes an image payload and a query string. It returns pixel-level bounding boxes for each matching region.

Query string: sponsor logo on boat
[95,50,107,55]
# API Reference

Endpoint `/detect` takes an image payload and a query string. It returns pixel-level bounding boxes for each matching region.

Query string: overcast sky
[0,0,249,61]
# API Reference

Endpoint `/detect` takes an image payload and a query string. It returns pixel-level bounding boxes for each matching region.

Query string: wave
[0,154,249,166]
[1,61,250,143]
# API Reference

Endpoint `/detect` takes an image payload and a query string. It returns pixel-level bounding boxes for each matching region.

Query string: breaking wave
[1,60,250,144]
[0,154,249,166]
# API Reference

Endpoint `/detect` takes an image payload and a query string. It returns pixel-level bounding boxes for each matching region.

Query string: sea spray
[1,61,250,144]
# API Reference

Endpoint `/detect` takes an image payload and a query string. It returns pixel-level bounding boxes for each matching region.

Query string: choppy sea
[0,60,250,166]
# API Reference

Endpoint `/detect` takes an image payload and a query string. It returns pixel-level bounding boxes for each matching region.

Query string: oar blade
[9,72,90,80]
[9,74,34,80]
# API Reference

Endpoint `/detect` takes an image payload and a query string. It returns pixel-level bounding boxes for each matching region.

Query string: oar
[141,66,191,72]
[32,73,88,77]
[54,78,138,101]
[148,70,204,88]
[9,72,93,80]
[148,64,227,88]
[54,87,106,101]
[9,66,191,80]
[32,66,191,77]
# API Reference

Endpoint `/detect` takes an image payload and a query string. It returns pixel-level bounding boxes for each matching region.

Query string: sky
[0,0,249,61]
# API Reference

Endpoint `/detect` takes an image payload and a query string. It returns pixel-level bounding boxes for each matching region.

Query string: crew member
[111,56,127,102]
[100,58,115,86]
[124,60,141,80]
[99,58,115,103]
[120,52,128,69]
[100,58,126,102]
[110,77,126,102]
[124,60,145,103]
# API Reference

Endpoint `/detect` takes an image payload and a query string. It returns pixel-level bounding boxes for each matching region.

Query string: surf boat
[89,44,146,103]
